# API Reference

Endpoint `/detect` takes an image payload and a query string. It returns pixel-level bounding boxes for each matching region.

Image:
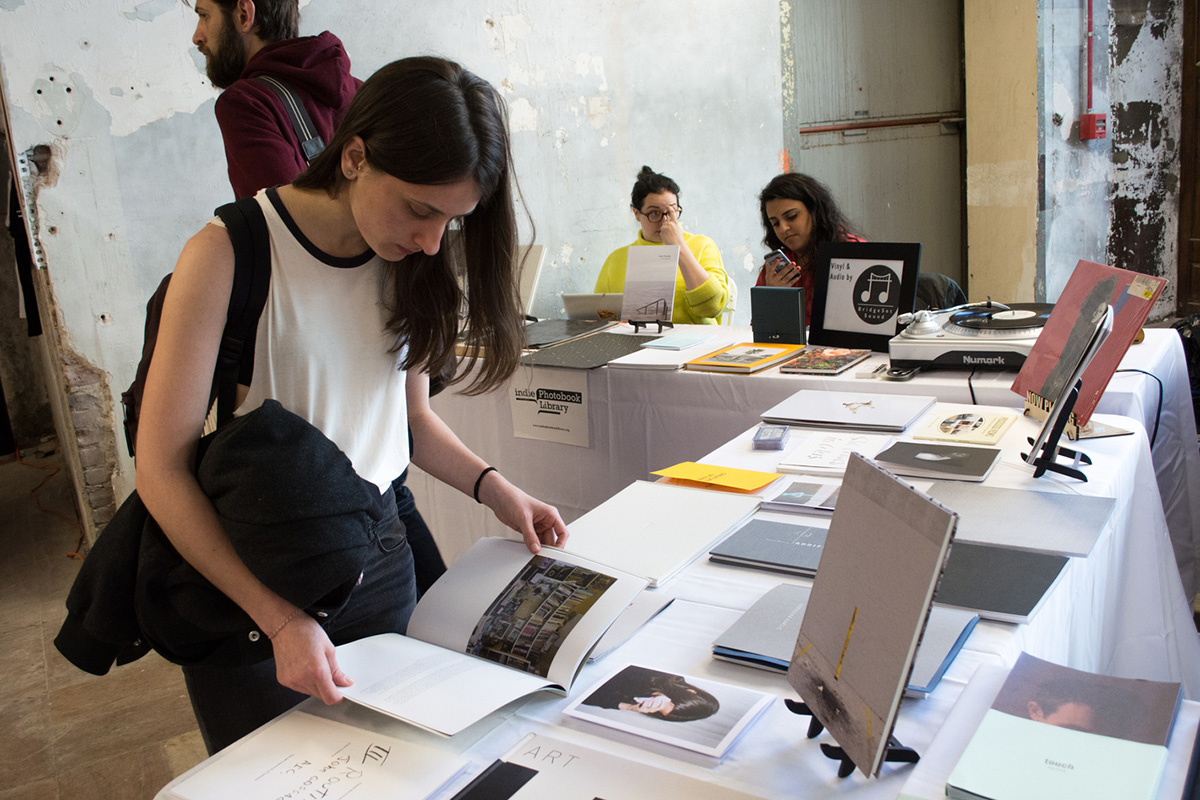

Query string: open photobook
[563,664,775,759]
[335,538,647,736]
[947,652,1182,800]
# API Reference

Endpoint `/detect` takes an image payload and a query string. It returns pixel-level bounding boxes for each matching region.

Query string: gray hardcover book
[708,518,828,577]
[927,483,1114,557]
[934,542,1069,623]
[713,583,978,697]
[874,441,1001,482]
[521,331,657,368]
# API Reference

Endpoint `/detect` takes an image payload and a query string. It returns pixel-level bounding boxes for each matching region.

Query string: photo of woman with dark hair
[581,665,720,722]
[565,664,774,757]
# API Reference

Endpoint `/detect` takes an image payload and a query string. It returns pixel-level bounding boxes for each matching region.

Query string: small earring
[344,168,354,178]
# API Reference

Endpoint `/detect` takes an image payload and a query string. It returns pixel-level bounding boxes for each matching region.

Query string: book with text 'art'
[712,583,978,698]
[776,429,895,476]
[1010,259,1168,427]
[334,537,646,736]
[563,664,775,759]
[787,453,959,777]
[684,341,807,374]
[171,711,470,800]
[946,652,1182,800]
[562,480,760,587]
[449,731,764,799]
[779,345,873,374]
[874,440,1002,482]
[761,388,937,432]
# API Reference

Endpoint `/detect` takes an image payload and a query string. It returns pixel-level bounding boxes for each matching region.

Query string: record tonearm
[888,301,1052,371]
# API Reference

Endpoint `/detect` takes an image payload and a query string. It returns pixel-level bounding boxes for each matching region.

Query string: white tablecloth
[158,407,1200,800]
[414,327,1200,597]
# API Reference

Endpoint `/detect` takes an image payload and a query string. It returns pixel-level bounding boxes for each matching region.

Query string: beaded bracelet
[267,607,302,640]
[473,466,498,503]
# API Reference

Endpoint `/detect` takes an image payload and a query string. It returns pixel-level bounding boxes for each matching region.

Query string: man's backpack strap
[213,196,271,426]
[254,75,325,163]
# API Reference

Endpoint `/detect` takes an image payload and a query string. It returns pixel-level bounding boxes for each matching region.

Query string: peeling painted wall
[0,1,783,503]
[1040,0,1114,302]
[1108,0,1181,315]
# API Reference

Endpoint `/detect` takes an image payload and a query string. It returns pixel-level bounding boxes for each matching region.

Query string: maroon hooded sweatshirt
[214,31,360,199]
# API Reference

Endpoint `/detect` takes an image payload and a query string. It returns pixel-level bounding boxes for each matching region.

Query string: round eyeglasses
[638,205,682,223]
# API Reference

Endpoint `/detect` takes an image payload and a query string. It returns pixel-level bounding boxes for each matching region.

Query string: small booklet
[563,664,775,759]
[911,406,1018,446]
[641,330,719,350]
[684,342,806,374]
[651,461,782,493]
[874,440,1002,482]
[947,652,1182,800]
[776,430,895,476]
[708,518,829,578]
[779,345,871,374]
[711,583,979,698]
[334,537,646,736]
[760,476,842,515]
[172,711,470,800]
[450,731,764,799]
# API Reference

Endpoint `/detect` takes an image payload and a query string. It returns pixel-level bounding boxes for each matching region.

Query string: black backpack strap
[213,196,271,426]
[254,75,325,163]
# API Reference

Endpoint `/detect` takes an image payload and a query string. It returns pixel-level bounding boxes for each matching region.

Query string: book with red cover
[1010,260,1167,425]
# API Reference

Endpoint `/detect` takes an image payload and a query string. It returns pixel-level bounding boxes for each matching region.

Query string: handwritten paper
[172,711,467,800]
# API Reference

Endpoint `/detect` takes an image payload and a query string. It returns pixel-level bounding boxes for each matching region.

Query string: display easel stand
[628,319,673,334]
[783,699,919,778]
[1022,382,1092,482]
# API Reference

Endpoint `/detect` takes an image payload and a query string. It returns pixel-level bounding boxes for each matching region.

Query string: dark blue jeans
[183,484,417,754]
[393,470,447,595]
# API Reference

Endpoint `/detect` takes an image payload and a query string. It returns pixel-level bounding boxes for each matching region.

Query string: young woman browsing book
[135,57,567,752]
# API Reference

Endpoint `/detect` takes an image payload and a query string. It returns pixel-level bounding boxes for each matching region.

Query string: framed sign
[808,242,921,352]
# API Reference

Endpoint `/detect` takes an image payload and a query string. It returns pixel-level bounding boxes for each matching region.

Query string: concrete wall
[0,0,782,511]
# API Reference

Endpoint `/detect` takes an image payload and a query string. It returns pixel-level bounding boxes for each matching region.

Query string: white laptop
[562,292,624,321]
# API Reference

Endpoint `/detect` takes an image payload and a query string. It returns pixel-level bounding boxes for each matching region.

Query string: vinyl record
[946,303,1053,336]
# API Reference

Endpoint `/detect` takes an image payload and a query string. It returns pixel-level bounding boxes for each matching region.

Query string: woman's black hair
[653,674,720,722]
[294,56,527,395]
[758,172,858,263]
[630,165,681,211]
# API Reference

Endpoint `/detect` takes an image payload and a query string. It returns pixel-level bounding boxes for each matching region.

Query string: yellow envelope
[651,462,782,493]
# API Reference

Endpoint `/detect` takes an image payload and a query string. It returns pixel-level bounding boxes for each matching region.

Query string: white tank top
[233,189,409,493]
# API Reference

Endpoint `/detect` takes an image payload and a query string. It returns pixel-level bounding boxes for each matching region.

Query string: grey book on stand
[708,518,828,577]
[933,542,1069,623]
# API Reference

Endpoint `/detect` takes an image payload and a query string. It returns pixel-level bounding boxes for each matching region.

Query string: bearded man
[190,0,359,198]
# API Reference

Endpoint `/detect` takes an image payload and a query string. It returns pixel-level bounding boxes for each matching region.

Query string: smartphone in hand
[764,249,794,274]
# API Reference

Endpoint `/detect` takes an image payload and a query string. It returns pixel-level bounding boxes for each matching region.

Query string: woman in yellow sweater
[594,166,730,324]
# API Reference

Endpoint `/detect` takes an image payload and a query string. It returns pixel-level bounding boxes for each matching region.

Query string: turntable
[888,302,1052,370]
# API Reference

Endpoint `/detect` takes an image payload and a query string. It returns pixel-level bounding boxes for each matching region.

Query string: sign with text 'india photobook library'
[510,365,590,447]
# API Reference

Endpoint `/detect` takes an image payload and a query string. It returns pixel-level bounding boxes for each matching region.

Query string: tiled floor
[0,446,207,800]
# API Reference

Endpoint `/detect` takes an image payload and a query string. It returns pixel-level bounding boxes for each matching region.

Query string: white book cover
[563,664,775,759]
[563,480,760,587]
[334,538,646,736]
[759,476,843,514]
[621,245,680,322]
[608,334,734,370]
[946,653,1181,800]
[451,731,763,799]
[172,711,469,800]
[761,389,937,432]
[776,430,895,476]
[641,330,720,350]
